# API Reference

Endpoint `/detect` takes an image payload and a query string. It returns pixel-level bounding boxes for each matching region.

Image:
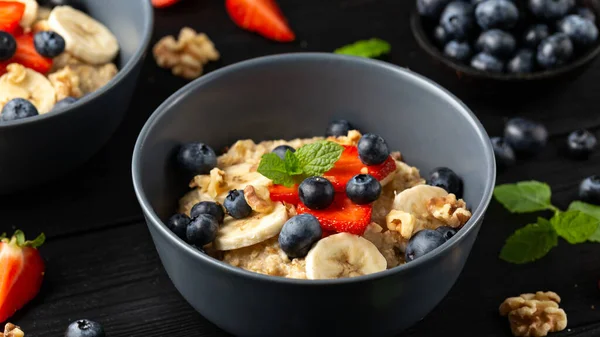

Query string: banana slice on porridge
[392,185,448,216]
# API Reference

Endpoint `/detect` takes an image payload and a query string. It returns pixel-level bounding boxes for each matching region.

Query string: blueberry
[224,189,253,219]
[558,15,599,47]
[507,49,535,73]
[579,175,600,205]
[405,229,447,262]
[272,145,295,160]
[470,52,504,72]
[434,25,450,46]
[537,33,573,69]
[576,7,596,22]
[326,119,353,137]
[475,0,519,30]
[191,201,225,223]
[186,214,219,247]
[346,174,382,204]
[34,31,66,58]
[491,136,516,168]
[0,31,16,61]
[166,213,190,240]
[177,142,217,175]
[440,1,475,40]
[418,0,452,18]
[476,29,516,59]
[299,177,335,210]
[0,98,39,122]
[357,133,390,165]
[523,24,550,48]
[428,167,463,197]
[444,40,472,62]
[52,96,78,112]
[528,0,575,20]
[435,226,458,241]
[38,0,86,11]
[504,117,548,155]
[65,319,105,337]
[567,129,597,159]
[278,214,323,258]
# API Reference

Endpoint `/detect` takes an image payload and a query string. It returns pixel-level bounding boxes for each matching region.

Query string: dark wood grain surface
[2,0,600,336]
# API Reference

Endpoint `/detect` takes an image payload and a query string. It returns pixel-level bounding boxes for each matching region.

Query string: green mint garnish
[493,181,558,213]
[334,38,391,58]
[567,201,600,242]
[500,218,558,264]
[550,210,599,244]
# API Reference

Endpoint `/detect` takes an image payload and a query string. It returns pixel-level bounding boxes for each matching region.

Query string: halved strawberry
[268,184,300,204]
[0,1,25,35]
[0,230,45,323]
[152,0,181,8]
[225,0,295,42]
[9,34,53,74]
[297,194,372,235]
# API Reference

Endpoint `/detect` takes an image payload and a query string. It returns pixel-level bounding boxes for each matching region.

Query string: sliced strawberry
[268,184,300,205]
[225,0,295,42]
[0,1,25,35]
[297,194,372,235]
[10,34,53,74]
[0,230,45,323]
[152,0,181,8]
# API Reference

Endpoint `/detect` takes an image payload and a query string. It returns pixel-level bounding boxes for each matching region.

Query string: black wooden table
[3,1,600,336]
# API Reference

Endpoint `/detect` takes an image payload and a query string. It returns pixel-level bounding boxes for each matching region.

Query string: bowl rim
[132,52,497,285]
[0,0,154,128]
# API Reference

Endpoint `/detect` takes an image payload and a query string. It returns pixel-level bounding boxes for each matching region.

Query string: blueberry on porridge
[168,121,472,279]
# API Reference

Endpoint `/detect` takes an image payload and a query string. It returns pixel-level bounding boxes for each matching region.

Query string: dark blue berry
[528,0,575,20]
[434,25,450,46]
[558,15,598,47]
[507,49,535,73]
[476,29,516,58]
[491,136,516,168]
[326,119,353,137]
[272,145,295,160]
[475,0,519,30]
[166,213,190,240]
[418,0,452,18]
[567,129,597,159]
[52,96,77,112]
[278,214,323,258]
[0,31,16,61]
[191,201,225,223]
[34,31,66,58]
[428,167,463,197]
[576,7,595,22]
[358,133,390,165]
[537,33,573,69]
[470,52,504,72]
[177,142,217,175]
[186,214,219,247]
[0,98,39,122]
[405,229,447,262]
[579,175,600,205]
[224,189,252,219]
[440,1,475,40]
[65,319,106,337]
[504,117,548,155]
[444,40,472,62]
[299,177,335,210]
[435,226,458,241]
[523,24,550,48]
[346,174,382,204]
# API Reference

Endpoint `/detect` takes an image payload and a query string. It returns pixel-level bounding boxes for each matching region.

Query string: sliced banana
[48,6,119,65]
[392,185,448,216]
[213,202,288,251]
[10,0,38,28]
[305,233,387,279]
[0,63,56,114]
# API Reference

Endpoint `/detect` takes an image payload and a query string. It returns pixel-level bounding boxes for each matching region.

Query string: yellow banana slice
[0,63,56,114]
[392,185,448,216]
[10,0,38,28]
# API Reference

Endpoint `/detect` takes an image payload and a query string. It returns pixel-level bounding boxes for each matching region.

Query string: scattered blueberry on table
[491,136,516,168]
[579,175,600,205]
[65,319,105,337]
[504,117,548,155]
[567,129,597,159]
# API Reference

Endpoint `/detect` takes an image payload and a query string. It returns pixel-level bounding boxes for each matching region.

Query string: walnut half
[1,323,24,337]
[427,194,471,228]
[499,291,567,337]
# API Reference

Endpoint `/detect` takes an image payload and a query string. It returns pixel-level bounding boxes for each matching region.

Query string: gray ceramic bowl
[132,53,496,337]
[0,0,153,194]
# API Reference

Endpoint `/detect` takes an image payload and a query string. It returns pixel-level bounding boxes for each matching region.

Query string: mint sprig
[334,38,391,58]
[257,141,343,187]
[495,180,600,263]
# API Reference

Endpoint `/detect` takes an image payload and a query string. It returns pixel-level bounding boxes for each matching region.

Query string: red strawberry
[0,1,25,35]
[225,0,295,42]
[8,34,53,74]
[268,184,300,204]
[0,230,45,323]
[152,0,181,8]
[297,194,372,235]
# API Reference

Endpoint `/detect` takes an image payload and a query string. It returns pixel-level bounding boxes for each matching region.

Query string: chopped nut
[390,151,402,161]
[500,291,567,337]
[330,130,362,146]
[153,27,219,80]
[5,63,26,84]
[2,323,24,337]
[48,66,83,100]
[386,209,415,239]
[245,185,274,213]
[49,62,117,99]
[427,194,471,228]
[207,168,227,198]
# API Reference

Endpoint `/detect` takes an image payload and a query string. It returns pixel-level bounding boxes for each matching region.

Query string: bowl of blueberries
[411,0,600,87]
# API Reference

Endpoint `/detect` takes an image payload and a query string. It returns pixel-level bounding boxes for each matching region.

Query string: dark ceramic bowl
[0,0,153,194]
[132,53,496,337]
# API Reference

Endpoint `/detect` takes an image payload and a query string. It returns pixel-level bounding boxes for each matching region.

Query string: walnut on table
[499,291,567,337]
[0,323,24,337]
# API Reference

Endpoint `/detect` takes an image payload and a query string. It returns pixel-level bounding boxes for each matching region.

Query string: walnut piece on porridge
[1,323,24,337]
[499,291,567,337]
[244,185,274,213]
[385,210,415,239]
[48,66,83,101]
[427,194,471,228]
[329,129,362,146]
[49,62,118,100]
[153,27,220,80]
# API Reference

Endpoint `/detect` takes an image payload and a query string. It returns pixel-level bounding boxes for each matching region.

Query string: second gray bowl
[133,53,496,337]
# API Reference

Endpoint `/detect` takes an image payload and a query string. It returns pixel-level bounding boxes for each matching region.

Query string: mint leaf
[493,181,555,213]
[295,141,343,176]
[334,38,391,58]
[550,210,599,244]
[567,201,600,242]
[257,153,295,187]
[500,218,558,264]
[284,150,302,176]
